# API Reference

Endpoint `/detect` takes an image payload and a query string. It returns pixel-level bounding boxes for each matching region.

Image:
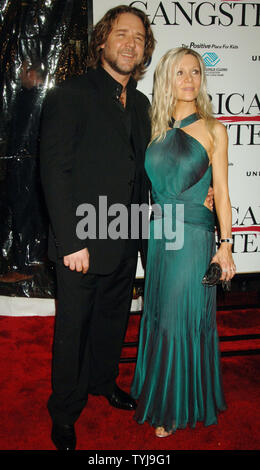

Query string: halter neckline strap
[169,113,200,129]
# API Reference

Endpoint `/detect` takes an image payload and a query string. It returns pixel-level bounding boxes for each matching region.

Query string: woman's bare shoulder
[212,118,228,139]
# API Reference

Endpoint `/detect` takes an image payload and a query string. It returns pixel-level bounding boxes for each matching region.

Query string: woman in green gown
[131,48,236,437]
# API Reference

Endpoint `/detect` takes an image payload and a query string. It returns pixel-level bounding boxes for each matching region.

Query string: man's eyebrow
[115,28,145,38]
[136,32,145,39]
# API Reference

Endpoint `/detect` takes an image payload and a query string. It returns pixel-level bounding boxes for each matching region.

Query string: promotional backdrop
[93,0,260,274]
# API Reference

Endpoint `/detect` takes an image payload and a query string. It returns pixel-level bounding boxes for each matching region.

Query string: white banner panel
[93,0,260,274]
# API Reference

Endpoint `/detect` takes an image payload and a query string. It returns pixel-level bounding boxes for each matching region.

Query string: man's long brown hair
[87,5,156,81]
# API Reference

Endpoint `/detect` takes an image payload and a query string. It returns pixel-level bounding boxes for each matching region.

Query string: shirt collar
[94,65,137,100]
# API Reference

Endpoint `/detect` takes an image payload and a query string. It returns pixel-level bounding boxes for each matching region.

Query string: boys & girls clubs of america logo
[202,52,227,76]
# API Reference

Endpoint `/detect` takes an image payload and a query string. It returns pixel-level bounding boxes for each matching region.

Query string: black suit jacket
[40,66,151,274]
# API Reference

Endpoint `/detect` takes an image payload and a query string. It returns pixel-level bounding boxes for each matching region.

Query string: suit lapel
[100,91,131,148]
[86,67,137,150]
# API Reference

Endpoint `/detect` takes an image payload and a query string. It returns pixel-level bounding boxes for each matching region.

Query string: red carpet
[0,303,259,452]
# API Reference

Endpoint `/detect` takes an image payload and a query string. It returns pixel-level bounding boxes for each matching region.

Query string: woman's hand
[211,244,236,281]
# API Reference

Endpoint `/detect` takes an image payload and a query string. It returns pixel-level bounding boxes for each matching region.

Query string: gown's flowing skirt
[131,215,227,432]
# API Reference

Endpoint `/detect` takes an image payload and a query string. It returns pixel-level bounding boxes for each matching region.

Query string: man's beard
[103,51,139,76]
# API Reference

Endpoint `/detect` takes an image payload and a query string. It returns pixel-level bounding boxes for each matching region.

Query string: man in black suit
[40,6,155,450]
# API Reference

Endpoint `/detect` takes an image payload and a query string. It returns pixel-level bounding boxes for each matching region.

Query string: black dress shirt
[96,67,142,255]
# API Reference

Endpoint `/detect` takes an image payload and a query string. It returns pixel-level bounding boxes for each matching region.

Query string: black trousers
[48,245,138,425]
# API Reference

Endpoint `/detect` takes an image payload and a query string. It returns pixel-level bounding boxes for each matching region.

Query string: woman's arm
[211,121,236,281]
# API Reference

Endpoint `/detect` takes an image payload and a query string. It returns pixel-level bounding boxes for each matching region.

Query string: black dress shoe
[104,385,137,410]
[51,423,76,450]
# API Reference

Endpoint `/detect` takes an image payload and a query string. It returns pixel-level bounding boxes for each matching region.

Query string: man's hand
[204,186,214,211]
[63,248,89,274]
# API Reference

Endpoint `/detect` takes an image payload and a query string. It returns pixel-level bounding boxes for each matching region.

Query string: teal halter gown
[131,113,226,432]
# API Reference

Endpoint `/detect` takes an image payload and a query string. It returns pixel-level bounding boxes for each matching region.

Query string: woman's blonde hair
[150,47,216,143]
